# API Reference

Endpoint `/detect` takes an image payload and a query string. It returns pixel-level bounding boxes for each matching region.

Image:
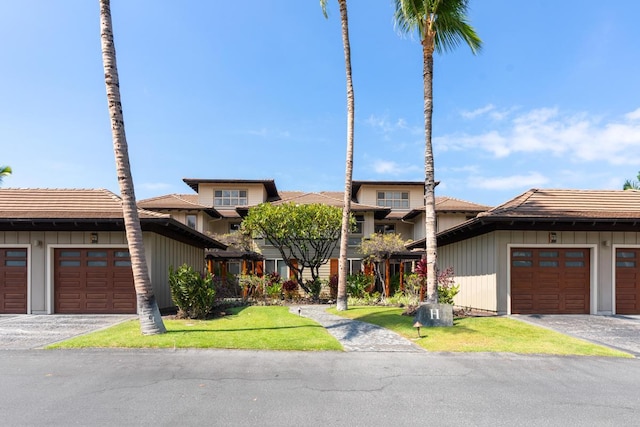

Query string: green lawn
[329,306,633,358]
[47,306,343,351]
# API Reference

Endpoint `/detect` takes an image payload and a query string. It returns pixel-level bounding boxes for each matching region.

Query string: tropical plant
[99,0,165,334]
[414,259,460,304]
[242,202,350,294]
[282,279,300,300]
[169,264,216,319]
[394,0,481,303]
[320,0,355,313]
[623,171,640,190]
[346,273,373,298]
[0,165,11,185]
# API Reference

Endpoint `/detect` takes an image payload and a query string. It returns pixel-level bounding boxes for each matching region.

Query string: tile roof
[480,189,640,220]
[0,188,167,219]
[0,189,226,249]
[137,194,205,210]
[436,196,491,212]
[269,192,390,217]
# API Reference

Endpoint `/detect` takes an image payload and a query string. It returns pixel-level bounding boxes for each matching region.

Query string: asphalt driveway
[514,314,640,357]
[0,314,134,349]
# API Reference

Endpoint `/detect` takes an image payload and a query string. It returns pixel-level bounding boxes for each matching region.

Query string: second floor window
[352,215,364,234]
[374,223,396,234]
[377,191,409,209]
[214,189,247,207]
[186,214,197,229]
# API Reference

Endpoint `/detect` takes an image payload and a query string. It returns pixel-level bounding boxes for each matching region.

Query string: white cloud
[365,114,418,135]
[461,104,496,119]
[625,108,640,121]
[371,160,421,176]
[437,107,640,165]
[470,172,549,191]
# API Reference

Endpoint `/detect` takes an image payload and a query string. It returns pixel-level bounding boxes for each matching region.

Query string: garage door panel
[1,248,28,314]
[615,248,640,315]
[511,248,590,314]
[55,249,136,314]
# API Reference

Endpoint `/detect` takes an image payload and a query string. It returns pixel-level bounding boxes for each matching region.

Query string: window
[348,259,362,275]
[186,214,197,229]
[214,189,247,207]
[376,191,409,209]
[229,223,241,233]
[227,262,241,275]
[264,259,289,278]
[352,215,364,234]
[374,223,395,234]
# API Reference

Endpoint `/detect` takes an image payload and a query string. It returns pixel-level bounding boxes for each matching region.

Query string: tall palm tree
[321,0,355,311]
[0,165,11,185]
[99,0,165,334]
[394,0,481,303]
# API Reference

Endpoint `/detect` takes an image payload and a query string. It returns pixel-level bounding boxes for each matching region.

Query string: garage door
[54,248,136,314]
[511,248,590,314]
[615,248,640,315]
[0,248,28,314]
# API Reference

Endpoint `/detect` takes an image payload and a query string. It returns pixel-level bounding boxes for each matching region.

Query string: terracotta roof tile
[0,188,168,220]
[481,189,640,220]
[138,194,205,210]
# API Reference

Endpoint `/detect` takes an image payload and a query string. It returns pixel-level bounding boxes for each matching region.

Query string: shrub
[169,264,216,319]
[346,273,373,298]
[306,279,322,301]
[412,260,461,305]
[282,280,299,300]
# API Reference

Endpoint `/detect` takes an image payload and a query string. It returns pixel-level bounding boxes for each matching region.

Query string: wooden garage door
[511,248,590,314]
[615,249,640,315]
[55,248,136,314]
[0,248,28,314]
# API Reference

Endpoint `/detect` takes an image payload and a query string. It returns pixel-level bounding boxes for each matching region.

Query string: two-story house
[138,178,490,284]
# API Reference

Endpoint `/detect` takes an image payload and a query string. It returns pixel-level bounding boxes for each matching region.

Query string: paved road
[1,349,639,426]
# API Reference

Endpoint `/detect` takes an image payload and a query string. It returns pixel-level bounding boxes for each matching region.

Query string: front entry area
[0,248,28,314]
[54,248,136,314]
[511,248,590,314]
[615,248,640,315]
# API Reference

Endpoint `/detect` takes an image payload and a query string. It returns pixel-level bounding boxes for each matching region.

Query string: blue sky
[2,1,640,207]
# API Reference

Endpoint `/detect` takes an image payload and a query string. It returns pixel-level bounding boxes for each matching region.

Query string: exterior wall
[144,232,206,309]
[0,230,204,314]
[438,213,470,233]
[356,185,424,210]
[439,229,640,315]
[196,183,267,207]
[438,233,499,313]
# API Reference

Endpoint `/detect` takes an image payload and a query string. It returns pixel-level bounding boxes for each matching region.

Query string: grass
[328,306,633,358]
[47,306,342,351]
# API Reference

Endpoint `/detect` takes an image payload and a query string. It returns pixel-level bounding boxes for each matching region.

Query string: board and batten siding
[440,229,640,315]
[144,232,206,309]
[438,233,499,313]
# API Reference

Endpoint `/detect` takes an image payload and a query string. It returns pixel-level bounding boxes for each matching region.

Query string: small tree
[242,202,352,294]
[359,233,408,296]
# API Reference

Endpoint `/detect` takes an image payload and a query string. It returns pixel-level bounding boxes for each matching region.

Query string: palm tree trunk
[422,32,438,304]
[337,0,355,311]
[99,0,166,334]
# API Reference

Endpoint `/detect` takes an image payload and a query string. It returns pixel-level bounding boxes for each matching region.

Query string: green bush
[306,279,323,301]
[169,264,216,319]
[346,273,372,298]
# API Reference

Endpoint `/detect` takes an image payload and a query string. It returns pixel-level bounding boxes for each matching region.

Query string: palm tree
[623,171,640,190]
[321,0,355,311]
[99,0,165,334]
[394,0,481,303]
[0,165,11,185]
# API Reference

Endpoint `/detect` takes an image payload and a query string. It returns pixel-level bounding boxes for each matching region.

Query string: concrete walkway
[0,314,134,350]
[514,314,640,357]
[290,305,423,352]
